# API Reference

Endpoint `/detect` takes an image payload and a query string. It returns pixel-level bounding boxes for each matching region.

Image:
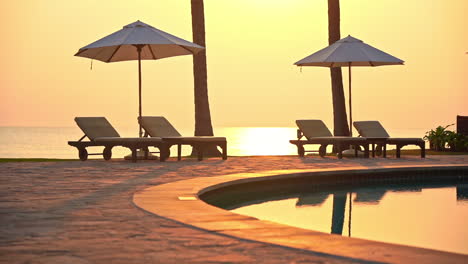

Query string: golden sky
[1,0,467,131]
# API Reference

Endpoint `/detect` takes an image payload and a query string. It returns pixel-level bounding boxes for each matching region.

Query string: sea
[0,127,428,159]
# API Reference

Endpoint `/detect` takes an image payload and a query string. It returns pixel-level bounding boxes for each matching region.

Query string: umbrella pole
[348,191,352,237]
[137,46,143,137]
[348,63,352,136]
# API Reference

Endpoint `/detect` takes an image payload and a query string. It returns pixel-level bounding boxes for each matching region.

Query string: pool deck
[1,155,468,263]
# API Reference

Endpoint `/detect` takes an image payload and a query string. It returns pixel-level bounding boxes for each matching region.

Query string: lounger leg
[354,145,358,157]
[337,144,343,159]
[363,144,370,158]
[376,144,383,157]
[396,145,401,158]
[143,147,149,160]
[319,144,327,157]
[103,146,112,161]
[78,148,88,161]
[177,144,182,161]
[298,144,305,157]
[372,143,375,158]
[221,142,228,160]
[159,146,169,162]
[131,148,138,163]
[197,145,203,161]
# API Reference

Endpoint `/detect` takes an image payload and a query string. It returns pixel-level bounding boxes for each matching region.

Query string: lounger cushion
[354,121,424,145]
[301,136,367,144]
[386,138,424,144]
[140,116,227,144]
[163,136,226,143]
[353,121,390,138]
[94,137,163,143]
[296,120,333,139]
[139,116,182,137]
[75,117,120,140]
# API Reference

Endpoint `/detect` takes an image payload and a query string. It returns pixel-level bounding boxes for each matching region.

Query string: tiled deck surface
[1,155,468,264]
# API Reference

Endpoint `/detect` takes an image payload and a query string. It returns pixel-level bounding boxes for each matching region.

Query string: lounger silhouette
[457,115,468,136]
[353,121,425,158]
[296,193,329,207]
[289,119,369,159]
[68,117,168,162]
[138,116,227,161]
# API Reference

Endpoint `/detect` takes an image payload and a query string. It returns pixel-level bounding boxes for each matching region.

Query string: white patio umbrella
[75,20,204,137]
[295,35,404,135]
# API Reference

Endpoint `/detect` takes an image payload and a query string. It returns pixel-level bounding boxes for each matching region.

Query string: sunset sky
[1,0,467,132]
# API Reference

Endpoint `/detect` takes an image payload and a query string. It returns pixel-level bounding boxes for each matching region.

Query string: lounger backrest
[138,116,182,137]
[74,117,120,140]
[353,121,390,138]
[457,115,468,136]
[296,120,333,139]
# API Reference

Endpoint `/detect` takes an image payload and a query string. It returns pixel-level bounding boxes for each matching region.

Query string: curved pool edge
[133,165,468,264]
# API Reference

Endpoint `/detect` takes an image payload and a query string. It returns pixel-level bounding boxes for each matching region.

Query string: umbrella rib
[106,45,122,62]
[179,45,195,54]
[74,48,87,57]
[148,45,157,59]
[105,27,133,62]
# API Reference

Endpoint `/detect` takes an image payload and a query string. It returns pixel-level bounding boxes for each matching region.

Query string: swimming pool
[231,182,468,255]
[135,165,468,263]
[199,167,468,255]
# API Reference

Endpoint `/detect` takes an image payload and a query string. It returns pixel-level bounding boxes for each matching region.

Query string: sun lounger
[68,117,169,162]
[289,120,369,159]
[138,116,227,161]
[353,121,425,158]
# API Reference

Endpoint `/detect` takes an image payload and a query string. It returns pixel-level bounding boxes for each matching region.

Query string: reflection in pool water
[232,183,468,255]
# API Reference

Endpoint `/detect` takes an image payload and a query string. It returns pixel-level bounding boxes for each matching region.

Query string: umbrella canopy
[295,35,403,135]
[295,35,403,67]
[75,20,204,137]
[75,20,204,62]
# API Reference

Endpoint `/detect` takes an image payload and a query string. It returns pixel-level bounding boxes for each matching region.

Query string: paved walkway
[1,155,467,264]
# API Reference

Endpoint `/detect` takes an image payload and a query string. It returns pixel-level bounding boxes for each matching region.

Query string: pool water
[232,183,468,255]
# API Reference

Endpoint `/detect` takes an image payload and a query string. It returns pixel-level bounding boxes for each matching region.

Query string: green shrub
[446,131,467,152]
[425,124,468,152]
[424,124,453,151]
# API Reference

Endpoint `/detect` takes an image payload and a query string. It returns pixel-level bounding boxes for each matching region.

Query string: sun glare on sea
[218,127,297,156]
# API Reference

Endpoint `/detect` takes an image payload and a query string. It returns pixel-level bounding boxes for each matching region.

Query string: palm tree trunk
[328,0,350,223]
[331,192,347,235]
[190,0,220,156]
[328,0,349,137]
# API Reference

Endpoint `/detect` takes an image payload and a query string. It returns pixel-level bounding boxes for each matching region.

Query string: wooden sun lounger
[289,120,369,159]
[68,117,169,162]
[353,121,425,158]
[138,116,227,161]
